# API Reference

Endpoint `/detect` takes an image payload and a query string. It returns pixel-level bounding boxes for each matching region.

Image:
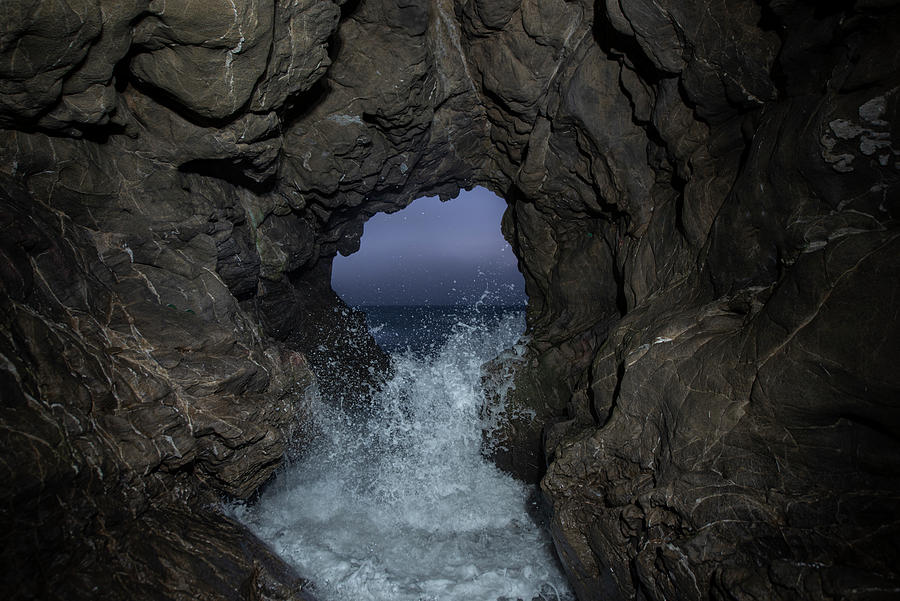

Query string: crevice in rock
[279,79,333,131]
[609,359,626,418]
[339,0,364,21]
[180,158,279,192]
[591,0,666,88]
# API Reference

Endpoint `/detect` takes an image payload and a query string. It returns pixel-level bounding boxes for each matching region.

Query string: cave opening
[230,187,574,601]
[332,186,525,307]
[332,186,526,351]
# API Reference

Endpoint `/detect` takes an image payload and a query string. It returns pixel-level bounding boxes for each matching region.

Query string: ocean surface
[363,305,526,355]
[230,305,573,601]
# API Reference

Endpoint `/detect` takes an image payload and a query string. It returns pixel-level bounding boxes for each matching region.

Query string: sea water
[229,306,573,601]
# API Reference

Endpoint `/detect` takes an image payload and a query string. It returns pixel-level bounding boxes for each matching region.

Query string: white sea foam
[229,310,572,601]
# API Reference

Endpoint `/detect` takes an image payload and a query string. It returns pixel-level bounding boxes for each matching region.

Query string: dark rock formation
[1,0,898,599]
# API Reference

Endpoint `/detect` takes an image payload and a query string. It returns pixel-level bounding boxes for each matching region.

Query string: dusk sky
[332,187,526,306]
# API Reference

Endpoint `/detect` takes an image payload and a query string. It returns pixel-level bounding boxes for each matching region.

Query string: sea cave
[1,0,899,600]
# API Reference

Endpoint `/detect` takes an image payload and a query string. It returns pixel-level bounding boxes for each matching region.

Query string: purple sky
[332,187,526,306]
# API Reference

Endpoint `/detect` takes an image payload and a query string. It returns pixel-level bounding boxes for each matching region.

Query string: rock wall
[1,0,898,600]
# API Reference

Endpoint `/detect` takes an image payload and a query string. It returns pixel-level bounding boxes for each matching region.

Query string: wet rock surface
[1,0,899,599]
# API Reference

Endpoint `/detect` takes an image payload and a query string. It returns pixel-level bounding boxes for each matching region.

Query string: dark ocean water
[359,305,527,356]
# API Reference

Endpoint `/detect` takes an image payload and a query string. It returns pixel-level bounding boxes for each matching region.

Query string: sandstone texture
[1,0,898,600]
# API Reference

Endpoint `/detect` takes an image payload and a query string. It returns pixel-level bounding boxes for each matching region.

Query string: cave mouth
[332,186,527,353]
[228,188,573,601]
[331,187,526,309]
